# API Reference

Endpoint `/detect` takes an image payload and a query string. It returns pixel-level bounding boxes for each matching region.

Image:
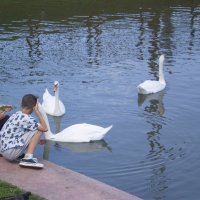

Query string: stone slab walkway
[0,157,142,200]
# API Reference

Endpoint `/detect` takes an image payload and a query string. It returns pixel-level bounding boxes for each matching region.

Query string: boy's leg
[26,131,42,155]
[2,130,36,161]
[19,131,44,168]
[2,147,24,161]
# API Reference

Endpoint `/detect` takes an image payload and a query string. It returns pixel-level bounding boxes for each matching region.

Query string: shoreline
[0,157,142,200]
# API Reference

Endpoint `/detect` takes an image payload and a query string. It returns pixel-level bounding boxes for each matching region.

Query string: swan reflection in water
[43,139,112,160]
[138,90,167,199]
[51,115,63,134]
[42,115,62,160]
[137,90,165,116]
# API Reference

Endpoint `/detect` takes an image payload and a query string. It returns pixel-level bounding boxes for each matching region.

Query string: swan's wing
[139,80,157,89]
[55,124,112,142]
[43,88,53,101]
[59,100,66,113]
[137,80,165,94]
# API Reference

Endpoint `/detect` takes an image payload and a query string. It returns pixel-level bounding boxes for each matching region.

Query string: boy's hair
[21,94,37,109]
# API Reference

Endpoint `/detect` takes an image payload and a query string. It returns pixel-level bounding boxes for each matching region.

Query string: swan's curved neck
[38,103,54,139]
[54,90,61,114]
[158,59,165,84]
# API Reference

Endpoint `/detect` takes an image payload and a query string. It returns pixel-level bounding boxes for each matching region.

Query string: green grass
[0,180,46,200]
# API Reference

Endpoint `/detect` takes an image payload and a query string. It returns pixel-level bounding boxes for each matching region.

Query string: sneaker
[15,153,36,163]
[19,158,44,168]
[15,153,25,162]
[17,153,25,159]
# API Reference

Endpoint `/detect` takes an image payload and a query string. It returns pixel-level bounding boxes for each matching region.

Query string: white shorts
[2,131,37,161]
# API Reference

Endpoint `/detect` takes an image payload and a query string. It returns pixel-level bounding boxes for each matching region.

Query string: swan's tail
[102,125,113,136]
[137,85,147,94]
[93,125,112,141]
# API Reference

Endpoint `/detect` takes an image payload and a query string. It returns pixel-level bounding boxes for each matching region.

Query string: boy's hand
[33,101,42,116]
[33,101,39,112]
[0,111,5,120]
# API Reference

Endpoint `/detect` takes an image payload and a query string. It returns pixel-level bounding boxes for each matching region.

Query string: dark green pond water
[1,1,200,199]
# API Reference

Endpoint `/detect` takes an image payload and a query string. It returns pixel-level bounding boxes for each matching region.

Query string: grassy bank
[0,180,45,200]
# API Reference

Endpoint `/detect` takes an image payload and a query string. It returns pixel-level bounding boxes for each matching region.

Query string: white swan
[42,81,65,116]
[137,55,166,94]
[38,103,112,143]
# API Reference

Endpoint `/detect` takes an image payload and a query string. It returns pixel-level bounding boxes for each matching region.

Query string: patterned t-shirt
[0,111,39,152]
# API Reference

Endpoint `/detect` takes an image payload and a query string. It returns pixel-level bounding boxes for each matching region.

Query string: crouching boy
[0,94,48,168]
